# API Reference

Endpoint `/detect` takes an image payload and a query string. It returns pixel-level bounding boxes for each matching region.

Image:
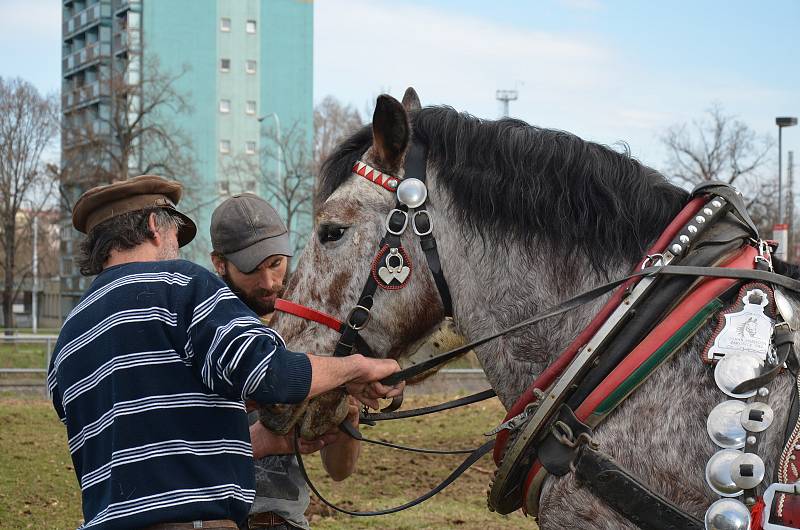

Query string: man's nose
[260,269,277,291]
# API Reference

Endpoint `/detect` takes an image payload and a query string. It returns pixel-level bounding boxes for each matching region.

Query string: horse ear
[372,94,410,171]
[401,87,421,112]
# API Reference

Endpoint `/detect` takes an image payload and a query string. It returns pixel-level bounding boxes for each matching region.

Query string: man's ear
[147,212,163,246]
[210,254,227,276]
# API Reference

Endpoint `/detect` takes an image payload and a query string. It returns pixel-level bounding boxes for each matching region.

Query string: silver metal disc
[705,449,744,497]
[714,354,762,398]
[706,400,747,449]
[775,287,799,331]
[730,452,765,490]
[704,498,751,530]
[740,402,774,432]
[396,178,428,208]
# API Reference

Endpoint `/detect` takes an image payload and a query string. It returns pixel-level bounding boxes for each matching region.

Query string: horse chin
[299,389,350,439]
[259,402,308,435]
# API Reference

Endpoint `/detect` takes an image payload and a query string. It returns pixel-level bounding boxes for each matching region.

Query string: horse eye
[318,224,348,243]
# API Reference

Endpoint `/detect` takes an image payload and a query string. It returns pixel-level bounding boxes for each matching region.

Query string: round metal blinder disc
[396,178,428,208]
[704,498,751,530]
[714,354,762,399]
[706,401,747,449]
[740,402,774,433]
[729,452,765,490]
[705,449,744,497]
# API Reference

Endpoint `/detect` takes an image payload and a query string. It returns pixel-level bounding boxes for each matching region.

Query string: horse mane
[318,106,689,268]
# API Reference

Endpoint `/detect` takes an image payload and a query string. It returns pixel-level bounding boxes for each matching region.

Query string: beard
[221,272,282,317]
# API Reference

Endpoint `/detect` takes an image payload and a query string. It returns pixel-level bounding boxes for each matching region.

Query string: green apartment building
[60,0,313,309]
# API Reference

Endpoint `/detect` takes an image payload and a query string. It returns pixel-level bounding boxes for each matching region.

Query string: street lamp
[258,113,282,185]
[776,116,798,224]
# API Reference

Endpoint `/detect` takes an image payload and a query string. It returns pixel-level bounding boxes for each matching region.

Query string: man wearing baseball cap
[48,175,402,530]
[211,194,361,530]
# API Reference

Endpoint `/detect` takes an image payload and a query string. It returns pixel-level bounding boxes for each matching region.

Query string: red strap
[493,196,707,465]
[274,298,343,332]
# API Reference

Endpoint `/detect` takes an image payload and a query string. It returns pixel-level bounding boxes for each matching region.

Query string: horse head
[264,89,448,438]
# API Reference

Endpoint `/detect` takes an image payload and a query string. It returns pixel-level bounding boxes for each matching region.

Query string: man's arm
[306,353,403,407]
[320,398,361,481]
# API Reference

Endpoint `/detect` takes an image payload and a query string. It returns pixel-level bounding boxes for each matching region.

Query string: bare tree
[313,95,363,174]
[0,77,58,330]
[229,121,315,256]
[60,56,196,213]
[661,103,775,232]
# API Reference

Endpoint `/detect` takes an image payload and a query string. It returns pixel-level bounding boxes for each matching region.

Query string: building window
[246,100,256,115]
[246,20,257,33]
[245,141,256,154]
[219,99,231,113]
[246,60,256,74]
[218,180,230,194]
[219,140,231,154]
[220,58,230,72]
[220,18,231,31]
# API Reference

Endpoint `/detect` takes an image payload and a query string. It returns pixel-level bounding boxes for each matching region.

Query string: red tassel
[751,497,766,530]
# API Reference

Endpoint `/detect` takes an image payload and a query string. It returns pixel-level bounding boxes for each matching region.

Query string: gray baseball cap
[210,193,293,273]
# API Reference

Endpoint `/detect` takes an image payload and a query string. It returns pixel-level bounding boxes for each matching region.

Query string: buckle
[346,305,371,331]
[385,209,408,236]
[763,483,800,529]
[412,210,433,236]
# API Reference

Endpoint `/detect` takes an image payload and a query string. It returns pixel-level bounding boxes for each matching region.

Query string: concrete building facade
[60,0,313,309]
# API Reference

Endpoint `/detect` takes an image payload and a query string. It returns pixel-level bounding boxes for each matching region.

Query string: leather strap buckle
[763,483,800,530]
[385,209,408,236]
[412,210,433,236]
[346,304,372,331]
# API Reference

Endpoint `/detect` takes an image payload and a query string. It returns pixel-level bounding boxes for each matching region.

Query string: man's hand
[250,421,333,459]
[346,380,406,409]
[343,355,404,408]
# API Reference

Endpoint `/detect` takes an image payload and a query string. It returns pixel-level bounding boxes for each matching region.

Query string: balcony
[61,81,110,110]
[63,2,111,38]
[114,0,141,15]
[62,41,111,74]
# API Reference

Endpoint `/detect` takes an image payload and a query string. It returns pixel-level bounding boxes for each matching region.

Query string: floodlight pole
[776,116,798,224]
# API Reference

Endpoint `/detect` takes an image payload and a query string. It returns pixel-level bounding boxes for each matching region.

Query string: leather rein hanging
[273,152,800,521]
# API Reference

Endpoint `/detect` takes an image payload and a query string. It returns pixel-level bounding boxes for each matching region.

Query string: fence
[0,333,58,396]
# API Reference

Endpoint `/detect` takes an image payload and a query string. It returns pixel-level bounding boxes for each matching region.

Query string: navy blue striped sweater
[47,259,311,529]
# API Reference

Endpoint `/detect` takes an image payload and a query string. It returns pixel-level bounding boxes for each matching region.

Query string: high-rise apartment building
[60,0,313,309]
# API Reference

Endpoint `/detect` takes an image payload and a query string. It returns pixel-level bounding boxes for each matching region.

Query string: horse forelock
[318,106,690,271]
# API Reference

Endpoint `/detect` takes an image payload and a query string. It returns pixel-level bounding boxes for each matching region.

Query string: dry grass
[0,395,536,530]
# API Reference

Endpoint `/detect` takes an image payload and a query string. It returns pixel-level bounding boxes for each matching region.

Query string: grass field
[0,395,535,530]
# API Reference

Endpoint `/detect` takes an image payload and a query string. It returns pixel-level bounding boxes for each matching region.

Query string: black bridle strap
[405,142,454,317]
[294,431,495,516]
[361,388,497,422]
[338,421,479,455]
[380,261,800,386]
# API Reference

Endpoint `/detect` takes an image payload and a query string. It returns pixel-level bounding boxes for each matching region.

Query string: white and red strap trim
[353,160,402,192]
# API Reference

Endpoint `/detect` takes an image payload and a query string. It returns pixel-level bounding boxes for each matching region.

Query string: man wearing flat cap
[48,175,402,530]
[210,195,361,530]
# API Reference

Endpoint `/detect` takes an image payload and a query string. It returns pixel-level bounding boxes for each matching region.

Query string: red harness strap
[493,196,707,465]
[521,244,759,509]
[274,298,343,332]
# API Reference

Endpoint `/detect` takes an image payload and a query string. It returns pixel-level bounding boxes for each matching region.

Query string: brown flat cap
[72,174,197,246]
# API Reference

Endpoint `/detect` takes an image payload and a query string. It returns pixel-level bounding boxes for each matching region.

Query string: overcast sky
[1,0,798,172]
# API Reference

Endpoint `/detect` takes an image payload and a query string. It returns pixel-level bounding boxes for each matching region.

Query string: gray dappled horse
[265,89,800,529]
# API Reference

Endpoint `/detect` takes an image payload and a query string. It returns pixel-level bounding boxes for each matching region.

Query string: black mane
[318,106,689,267]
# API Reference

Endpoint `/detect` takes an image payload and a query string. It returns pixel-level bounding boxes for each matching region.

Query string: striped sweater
[47,259,311,530]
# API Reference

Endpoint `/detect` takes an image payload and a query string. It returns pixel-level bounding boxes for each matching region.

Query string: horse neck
[428,183,639,409]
